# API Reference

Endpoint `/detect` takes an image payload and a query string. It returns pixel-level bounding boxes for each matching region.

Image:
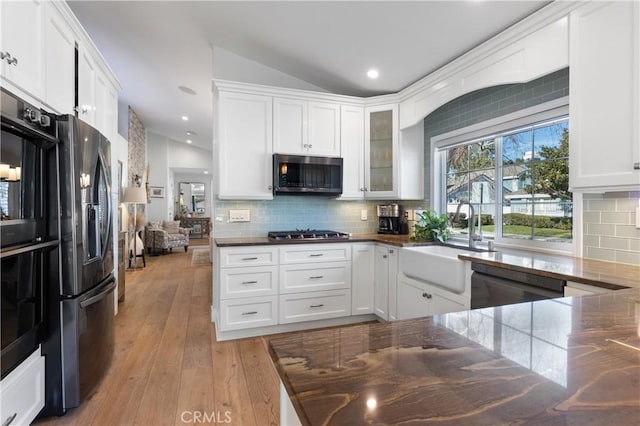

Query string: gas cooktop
[268,229,349,241]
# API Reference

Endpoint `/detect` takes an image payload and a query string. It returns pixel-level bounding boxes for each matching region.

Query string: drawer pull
[241,257,258,261]
[242,311,258,316]
[309,253,324,257]
[310,304,324,308]
[422,292,432,299]
[241,280,258,285]
[309,275,324,279]
[3,413,17,426]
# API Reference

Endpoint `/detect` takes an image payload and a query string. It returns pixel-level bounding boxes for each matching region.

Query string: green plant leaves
[413,209,452,242]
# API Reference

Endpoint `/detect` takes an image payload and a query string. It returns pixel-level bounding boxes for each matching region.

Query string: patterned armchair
[145,220,189,254]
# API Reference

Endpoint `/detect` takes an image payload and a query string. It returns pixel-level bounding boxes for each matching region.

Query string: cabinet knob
[634,162,639,170]
[308,144,312,148]
[389,249,394,254]
[0,51,17,65]
[2,412,17,426]
[422,292,432,299]
[268,185,273,190]
[382,254,388,259]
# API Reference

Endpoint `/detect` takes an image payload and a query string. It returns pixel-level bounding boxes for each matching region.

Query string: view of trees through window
[442,117,571,244]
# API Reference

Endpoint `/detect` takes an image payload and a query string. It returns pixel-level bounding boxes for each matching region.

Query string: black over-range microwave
[273,154,343,195]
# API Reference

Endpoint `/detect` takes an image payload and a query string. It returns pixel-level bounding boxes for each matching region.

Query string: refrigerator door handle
[80,276,116,309]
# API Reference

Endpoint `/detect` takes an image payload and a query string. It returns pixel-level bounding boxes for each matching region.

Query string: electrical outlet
[360,209,368,221]
[229,209,250,222]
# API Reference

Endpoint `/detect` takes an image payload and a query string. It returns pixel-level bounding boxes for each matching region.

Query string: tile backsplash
[583,192,640,265]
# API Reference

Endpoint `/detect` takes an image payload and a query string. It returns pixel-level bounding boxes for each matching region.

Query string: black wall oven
[1,88,59,379]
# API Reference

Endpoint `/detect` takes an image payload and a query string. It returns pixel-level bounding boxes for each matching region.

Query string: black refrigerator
[42,115,116,415]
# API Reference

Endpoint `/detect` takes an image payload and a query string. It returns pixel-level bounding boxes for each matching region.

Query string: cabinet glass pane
[369,110,393,192]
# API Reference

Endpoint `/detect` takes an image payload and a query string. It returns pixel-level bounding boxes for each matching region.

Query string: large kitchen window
[433,102,571,251]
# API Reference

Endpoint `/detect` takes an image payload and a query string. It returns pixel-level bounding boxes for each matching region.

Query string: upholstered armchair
[145,220,189,254]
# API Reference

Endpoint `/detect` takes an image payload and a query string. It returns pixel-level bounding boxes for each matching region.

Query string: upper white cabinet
[44,4,75,115]
[273,98,341,156]
[365,104,399,199]
[216,90,274,200]
[339,105,365,199]
[569,1,640,192]
[1,0,45,100]
[77,44,97,125]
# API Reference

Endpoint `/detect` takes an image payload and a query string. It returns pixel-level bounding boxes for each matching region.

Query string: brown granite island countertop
[214,233,417,247]
[269,289,640,425]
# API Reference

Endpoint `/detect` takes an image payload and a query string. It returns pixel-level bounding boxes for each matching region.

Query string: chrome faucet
[453,202,482,249]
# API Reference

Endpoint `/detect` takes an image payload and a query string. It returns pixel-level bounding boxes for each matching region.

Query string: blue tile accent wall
[214,198,380,238]
[423,67,569,206]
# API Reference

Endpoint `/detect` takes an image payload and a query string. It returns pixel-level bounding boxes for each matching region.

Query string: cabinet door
[273,98,307,154]
[569,1,640,191]
[374,246,389,320]
[308,101,340,156]
[339,105,365,199]
[217,92,273,200]
[0,0,44,100]
[77,44,96,126]
[397,278,432,320]
[365,104,398,199]
[351,243,374,314]
[431,292,465,316]
[388,247,398,321]
[94,71,108,136]
[44,3,75,114]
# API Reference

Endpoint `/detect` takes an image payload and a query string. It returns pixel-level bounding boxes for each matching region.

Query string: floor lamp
[122,186,147,269]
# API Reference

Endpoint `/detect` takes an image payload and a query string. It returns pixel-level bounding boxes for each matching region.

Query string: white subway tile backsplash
[582,211,601,224]
[616,224,640,239]
[586,247,617,262]
[587,199,616,212]
[629,239,640,252]
[615,250,640,265]
[587,223,616,236]
[599,236,630,250]
[600,211,631,224]
[616,198,640,212]
[583,235,600,247]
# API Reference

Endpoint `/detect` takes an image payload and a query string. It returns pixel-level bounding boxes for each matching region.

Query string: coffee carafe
[377,204,402,234]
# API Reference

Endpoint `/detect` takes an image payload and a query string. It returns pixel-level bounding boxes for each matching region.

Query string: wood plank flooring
[36,247,280,426]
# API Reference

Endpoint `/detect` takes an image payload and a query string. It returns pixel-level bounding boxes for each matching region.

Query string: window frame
[431,97,574,254]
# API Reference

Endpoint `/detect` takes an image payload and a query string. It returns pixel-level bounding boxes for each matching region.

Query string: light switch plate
[229,209,250,222]
[360,209,368,221]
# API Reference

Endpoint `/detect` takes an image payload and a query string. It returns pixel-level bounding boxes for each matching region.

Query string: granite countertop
[459,250,640,290]
[269,289,640,425]
[214,233,417,247]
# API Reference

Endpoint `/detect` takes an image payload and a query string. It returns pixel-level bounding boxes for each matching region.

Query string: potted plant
[413,209,452,243]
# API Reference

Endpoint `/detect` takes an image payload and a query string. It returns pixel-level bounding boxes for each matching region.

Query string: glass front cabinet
[364,104,398,199]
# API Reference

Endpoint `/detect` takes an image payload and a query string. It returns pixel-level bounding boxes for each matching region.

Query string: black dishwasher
[471,263,565,309]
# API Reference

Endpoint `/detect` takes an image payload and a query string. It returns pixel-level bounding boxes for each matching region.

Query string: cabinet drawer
[219,247,277,268]
[280,290,351,324]
[279,244,351,264]
[280,262,350,294]
[220,266,277,299]
[219,296,278,331]
[0,348,45,426]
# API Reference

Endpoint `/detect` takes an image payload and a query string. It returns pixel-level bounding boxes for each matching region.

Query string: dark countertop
[459,250,640,290]
[214,233,416,247]
[269,289,640,425]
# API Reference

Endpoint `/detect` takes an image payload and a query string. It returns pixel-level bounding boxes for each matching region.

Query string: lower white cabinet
[397,275,466,320]
[279,290,351,324]
[0,347,45,426]
[351,243,374,314]
[374,245,398,321]
[280,262,350,294]
[219,266,277,299]
[219,296,278,331]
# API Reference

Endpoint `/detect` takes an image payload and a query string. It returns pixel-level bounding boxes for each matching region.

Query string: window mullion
[496,136,503,240]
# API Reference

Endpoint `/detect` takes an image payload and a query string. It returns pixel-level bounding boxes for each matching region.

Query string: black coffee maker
[377,204,402,234]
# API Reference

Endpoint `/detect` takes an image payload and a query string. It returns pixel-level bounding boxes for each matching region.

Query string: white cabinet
[219,296,278,331]
[44,3,75,114]
[374,244,398,320]
[351,243,374,314]
[365,104,399,199]
[215,90,273,200]
[397,275,466,320]
[77,43,96,126]
[279,289,351,324]
[569,1,640,192]
[279,262,351,294]
[0,0,45,101]
[0,348,45,426]
[339,105,366,199]
[273,98,340,156]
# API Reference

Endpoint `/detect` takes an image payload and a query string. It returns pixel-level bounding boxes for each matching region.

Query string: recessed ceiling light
[186,139,192,144]
[181,116,189,121]
[203,171,209,174]
[178,85,197,95]
[367,69,379,79]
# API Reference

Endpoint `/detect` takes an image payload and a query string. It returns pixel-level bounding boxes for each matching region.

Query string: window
[433,102,571,250]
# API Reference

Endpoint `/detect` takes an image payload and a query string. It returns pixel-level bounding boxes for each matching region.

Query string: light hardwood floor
[36,247,280,426]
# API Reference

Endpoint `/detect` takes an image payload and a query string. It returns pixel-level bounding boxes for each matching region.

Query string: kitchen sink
[400,245,468,294]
